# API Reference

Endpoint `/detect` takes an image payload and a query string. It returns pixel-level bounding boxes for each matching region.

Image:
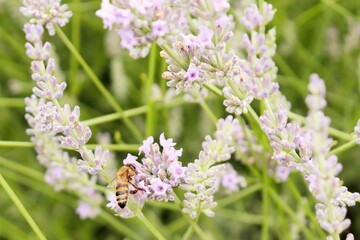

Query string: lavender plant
[0,0,360,239]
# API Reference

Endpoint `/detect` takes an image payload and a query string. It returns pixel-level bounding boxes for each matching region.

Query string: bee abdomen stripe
[116,183,127,188]
[116,190,128,196]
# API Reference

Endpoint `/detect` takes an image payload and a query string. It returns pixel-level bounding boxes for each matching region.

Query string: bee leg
[129,189,138,194]
[129,182,146,194]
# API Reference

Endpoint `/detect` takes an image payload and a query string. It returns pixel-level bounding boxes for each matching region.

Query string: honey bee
[115,164,141,208]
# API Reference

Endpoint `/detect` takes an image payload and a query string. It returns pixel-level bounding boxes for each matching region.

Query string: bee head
[126,163,137,172]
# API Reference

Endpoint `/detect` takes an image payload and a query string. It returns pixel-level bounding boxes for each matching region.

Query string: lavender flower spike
[20,0,72,35]
[106,133,186,218]
[181,116,246,218]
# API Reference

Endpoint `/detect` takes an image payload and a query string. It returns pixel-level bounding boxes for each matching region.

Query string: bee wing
[106,177,117,188]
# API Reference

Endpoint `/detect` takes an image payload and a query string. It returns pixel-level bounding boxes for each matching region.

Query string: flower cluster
[161,0,235,100]
[223,2,278,116]
[25,95,103,219]
[181,116,246,218]
[260,74,360,238]
[107,133,187,217]
[20,0,72,35]
[22,0,109,219]
[96,0,187,58]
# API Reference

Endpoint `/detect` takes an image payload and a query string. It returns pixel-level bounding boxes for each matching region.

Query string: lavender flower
[20,0,72,35]
[161,0,235,100]
[215,163,247,194]
[181,116,247,218]
[241,2,275,31]
[25,95,104,219]
[260,74,360,238]
[96,0,187,58]
[22,0,111,219]
[106,133,186,217]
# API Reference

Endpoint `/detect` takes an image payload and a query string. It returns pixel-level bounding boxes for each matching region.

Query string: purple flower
[305,73,326,111]
[78,146,109,175]
[184,63,201,83]
[138,136,154,157]
[216,163,247,193]
[23,23,44,43]
[76,200,101,220]
[211,0,230,12]
[197,26,214,49]
[20,0,72,35]
[117,29,138,52]
[241,3,274,31]
[151,20,169,37]
[148,178,171,201]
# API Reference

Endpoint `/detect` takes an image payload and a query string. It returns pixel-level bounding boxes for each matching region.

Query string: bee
[115,164,141,208]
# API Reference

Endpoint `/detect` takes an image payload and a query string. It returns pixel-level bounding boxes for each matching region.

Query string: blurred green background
[0,0,360,239]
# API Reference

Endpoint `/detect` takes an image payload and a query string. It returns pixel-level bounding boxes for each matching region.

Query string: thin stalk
[203,83,223,97]
[137,211,167,240]
[161,44,188,69]
[328,140,357,156]
[261,155,269,240]
[0,156,43,182]
[146,44,157,137]
[82,97,185,126]
[55,25,143,141]
[0,174,47,240]
[86,143,139,152]
[82,106,148,126]
[68,0,82,97]
[199,100,217,125]
[269,188,317,240]
[217,183,262,208]
[287,179,326,238]
[321,0,359,21]
[0,26,29,63]
[216,210,263,225]
[0,141,34,148]
[99,211,142,240]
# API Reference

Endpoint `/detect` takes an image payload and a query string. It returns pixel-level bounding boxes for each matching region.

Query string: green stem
[216,210,263,225]
[321,0,359,21]
[55,25,143,142]
[0,26,29,63]
[328,140,357,156]
[0,174,47,240]
[261,156,269,240]
[99,211,142,240]
[137,211,167,240]
[217,183,262,208]
[146,44,157,137]
[86,143,139,152]
[199,100,217,125]
[161,44,188,69]
[82,106,148,126]
[287,179,326,238]
[203,83,223,97]
[81,97,185,126]
[0,156,43,181]
[268,188,317,240]
[68,0,81,97]
[0,141,34,148]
